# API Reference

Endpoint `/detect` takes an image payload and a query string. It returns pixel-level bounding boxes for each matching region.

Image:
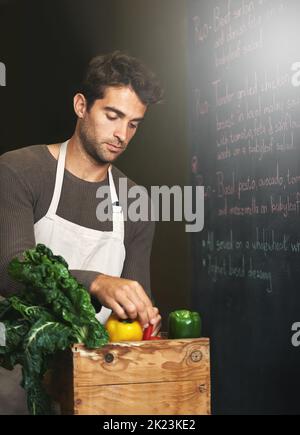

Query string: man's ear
[73,93,87,119]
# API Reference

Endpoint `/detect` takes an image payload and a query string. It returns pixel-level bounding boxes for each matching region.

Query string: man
[0,51,163,413]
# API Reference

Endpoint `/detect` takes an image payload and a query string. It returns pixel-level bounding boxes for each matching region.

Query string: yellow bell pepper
[105,314,143,342]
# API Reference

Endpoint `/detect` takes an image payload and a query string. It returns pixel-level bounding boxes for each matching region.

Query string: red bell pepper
[143,324,153,340]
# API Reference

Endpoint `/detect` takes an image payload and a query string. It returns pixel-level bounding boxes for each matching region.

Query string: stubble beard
[78,122,120,165]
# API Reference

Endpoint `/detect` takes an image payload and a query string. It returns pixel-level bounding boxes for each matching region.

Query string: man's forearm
[70,269,100,292]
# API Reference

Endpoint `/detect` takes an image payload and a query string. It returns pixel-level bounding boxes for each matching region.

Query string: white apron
[0,139,125,414]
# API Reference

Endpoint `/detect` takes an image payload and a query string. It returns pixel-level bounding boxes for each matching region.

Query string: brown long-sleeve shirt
[0,143,155,298]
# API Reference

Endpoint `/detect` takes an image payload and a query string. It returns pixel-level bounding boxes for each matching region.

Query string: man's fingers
[127,282,154,326]
[109,289,148,325]
[134,283,153,308]
[121,287,148,325]
[108,300,127,320]
[112,288,142,319]
[148,306,159,324]
[151,315,162,336]
[125,289,147,320]
[140,306,160,331]
[134,289,159,327]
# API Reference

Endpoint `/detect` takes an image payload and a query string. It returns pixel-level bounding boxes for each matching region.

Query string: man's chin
[94,153,120,165]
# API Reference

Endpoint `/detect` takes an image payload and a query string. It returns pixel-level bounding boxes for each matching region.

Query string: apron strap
[97,167,124,324]
[95,307,113,324]
[109,166,125,239]
[48,141,124,240]
[108,165,118,204]
[48,140,68,215]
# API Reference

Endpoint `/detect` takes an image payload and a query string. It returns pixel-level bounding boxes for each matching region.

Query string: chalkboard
[188,0,300,414]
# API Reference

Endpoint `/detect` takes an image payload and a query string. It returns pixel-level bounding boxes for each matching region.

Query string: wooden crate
[47,338,211,415]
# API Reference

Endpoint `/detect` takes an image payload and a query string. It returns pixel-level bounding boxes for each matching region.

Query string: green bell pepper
[168,310,201,339]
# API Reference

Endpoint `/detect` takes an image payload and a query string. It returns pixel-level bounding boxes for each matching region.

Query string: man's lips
[106,143,123,152]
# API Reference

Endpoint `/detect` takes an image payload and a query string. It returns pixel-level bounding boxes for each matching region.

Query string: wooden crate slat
[74,378,211,415]
[73,338,210,387]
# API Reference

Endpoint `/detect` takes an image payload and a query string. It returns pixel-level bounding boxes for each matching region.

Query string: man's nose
[114,122,127,144]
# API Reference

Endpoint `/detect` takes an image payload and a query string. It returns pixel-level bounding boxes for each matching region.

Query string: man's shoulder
[0,144,47,173]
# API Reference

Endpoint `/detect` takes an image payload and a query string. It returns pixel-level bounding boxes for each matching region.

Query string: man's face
[78,86,147,164]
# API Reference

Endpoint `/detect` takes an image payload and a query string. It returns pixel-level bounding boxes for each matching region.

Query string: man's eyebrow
[104,106,144,122]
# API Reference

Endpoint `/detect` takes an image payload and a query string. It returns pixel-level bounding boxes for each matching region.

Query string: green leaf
[9,296,55,323]
[24,319,72,375]
[2,243,109,414]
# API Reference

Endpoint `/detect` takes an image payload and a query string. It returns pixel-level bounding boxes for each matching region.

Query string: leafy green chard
[0,319,30,370]
[0,244,109,415]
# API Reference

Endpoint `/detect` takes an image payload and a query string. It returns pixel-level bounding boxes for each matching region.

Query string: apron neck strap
[108,165,119,204]
[48,141,121,216]
[48,140,68,215]
[108,165,124,237]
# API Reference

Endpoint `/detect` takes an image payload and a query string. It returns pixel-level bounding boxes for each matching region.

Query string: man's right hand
[90,274,161,329]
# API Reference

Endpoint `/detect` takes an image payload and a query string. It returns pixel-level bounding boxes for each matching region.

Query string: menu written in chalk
[188,0,300,414]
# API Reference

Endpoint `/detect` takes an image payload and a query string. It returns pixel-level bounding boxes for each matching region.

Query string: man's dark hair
[80,51,164,110]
